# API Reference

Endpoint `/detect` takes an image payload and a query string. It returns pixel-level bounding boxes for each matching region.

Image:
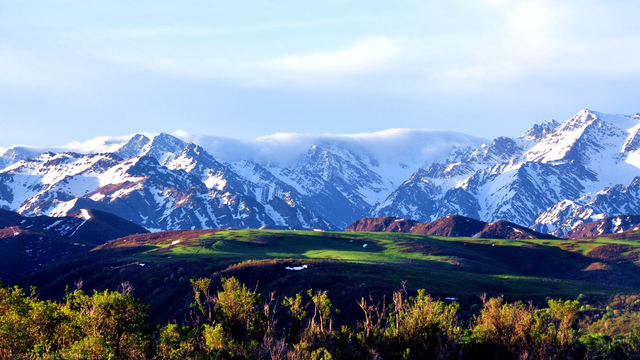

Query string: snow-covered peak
[517,119,560,142]
[139,133,187,165]
[164,143,225,174]
[526,109,629,164]
[0,146,41,170]
[114,134,151,159]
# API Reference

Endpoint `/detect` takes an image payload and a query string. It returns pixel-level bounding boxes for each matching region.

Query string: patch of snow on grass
[285,265,308,271]
[171,240,180,245]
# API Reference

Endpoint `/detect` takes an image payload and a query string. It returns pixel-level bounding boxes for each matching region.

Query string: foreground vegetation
[6,229,640,358]
[4,277,640,359]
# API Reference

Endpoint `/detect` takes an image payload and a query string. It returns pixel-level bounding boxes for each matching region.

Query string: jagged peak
[129,133,151,143]
[135,133,188,165]
[0,146,41,165]
[577,108,597,116]
[114,133,151,159]
[131,133,149,139]
[568,109,639,131]
[149,132,186,148]
[182,142,205,154]
[517,119,561,142]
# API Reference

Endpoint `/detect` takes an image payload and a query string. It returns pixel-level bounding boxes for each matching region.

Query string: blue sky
[1,0,640,150]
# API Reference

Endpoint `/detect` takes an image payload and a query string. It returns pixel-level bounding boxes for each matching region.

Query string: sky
[1,0,640,151]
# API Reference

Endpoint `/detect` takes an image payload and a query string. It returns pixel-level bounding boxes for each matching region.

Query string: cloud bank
[2,129,487,170]
[173,128,487,168]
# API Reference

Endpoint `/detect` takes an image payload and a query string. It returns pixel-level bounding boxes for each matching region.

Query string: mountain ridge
[346,215,558,240]
[1,109,640,236]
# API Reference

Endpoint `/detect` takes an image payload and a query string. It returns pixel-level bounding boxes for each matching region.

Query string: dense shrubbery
[0,280,151,359]
[4,278,640,359]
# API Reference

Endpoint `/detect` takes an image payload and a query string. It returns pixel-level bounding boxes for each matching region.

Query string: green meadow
[12,229,640,324]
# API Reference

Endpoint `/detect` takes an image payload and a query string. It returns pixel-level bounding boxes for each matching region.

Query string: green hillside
[13,229,640,323]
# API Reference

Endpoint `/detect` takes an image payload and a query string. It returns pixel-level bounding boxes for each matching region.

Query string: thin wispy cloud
[1,0,639,148]
[260,36,399,75]
[77,21,322,40]
[415,0,640,94]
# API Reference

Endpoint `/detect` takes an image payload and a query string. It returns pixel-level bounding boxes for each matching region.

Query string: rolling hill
[10,228,640,323]
[0,208,148,282]
[346,215,558,239]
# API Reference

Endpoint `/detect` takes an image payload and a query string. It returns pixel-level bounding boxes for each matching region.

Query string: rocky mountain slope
[346,215,557,239]
[563,215,640,239]
[1,109,640,236]
[0,208,148,282]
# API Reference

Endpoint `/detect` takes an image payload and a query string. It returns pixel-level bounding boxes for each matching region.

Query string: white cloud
[62,135,142,154]
[415,0,640,95]
[4,128,485,170]
[178,128,486,168]
[108,35,402,89]
[260,36,399,75]
[2,133,155,157]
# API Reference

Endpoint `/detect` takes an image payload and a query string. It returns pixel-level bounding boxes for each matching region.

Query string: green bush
[4,277,640,359]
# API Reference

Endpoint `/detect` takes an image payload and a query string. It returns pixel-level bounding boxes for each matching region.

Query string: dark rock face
[346,216,419,233]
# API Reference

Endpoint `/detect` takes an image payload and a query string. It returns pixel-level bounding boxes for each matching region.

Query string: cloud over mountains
[2,129,487,170]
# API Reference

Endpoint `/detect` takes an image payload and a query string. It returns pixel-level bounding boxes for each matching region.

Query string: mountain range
[1,109,640,237]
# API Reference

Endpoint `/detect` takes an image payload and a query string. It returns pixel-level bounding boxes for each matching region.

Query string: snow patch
[80,209,92,220]
[285,265,308,271]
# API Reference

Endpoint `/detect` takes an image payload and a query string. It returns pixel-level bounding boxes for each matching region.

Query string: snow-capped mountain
[368,109,640,236]
[0,146,41,169]
[1,109,640,237]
